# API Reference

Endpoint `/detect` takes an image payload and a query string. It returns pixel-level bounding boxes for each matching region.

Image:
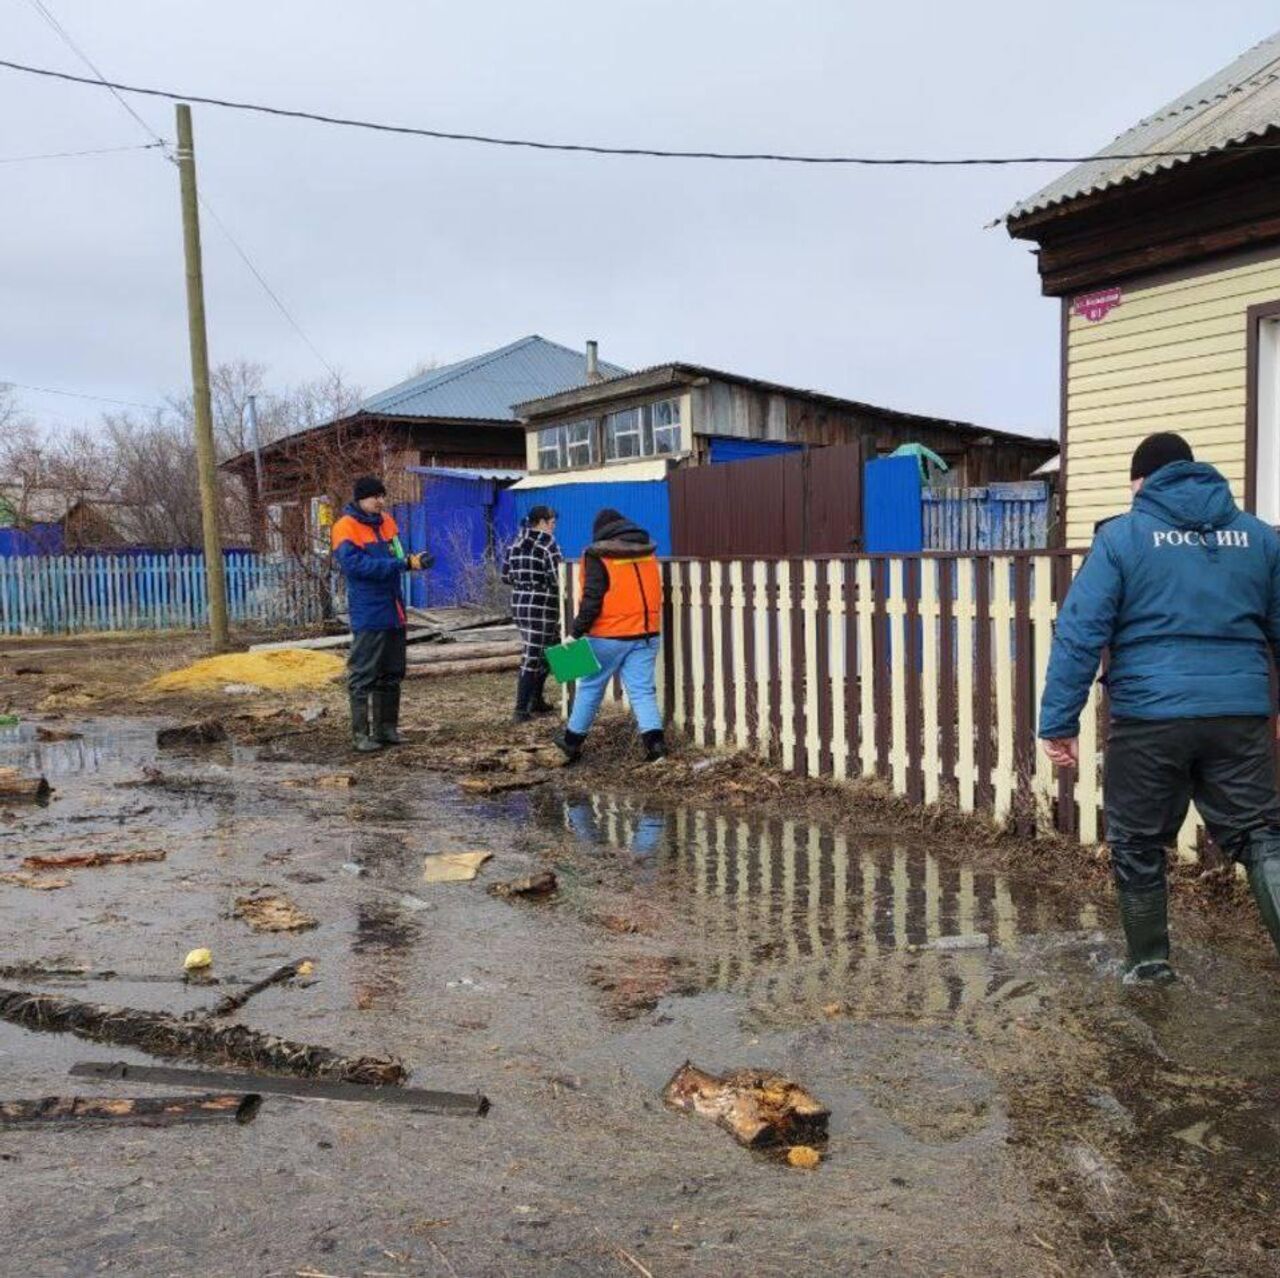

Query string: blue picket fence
[0,551,329,635]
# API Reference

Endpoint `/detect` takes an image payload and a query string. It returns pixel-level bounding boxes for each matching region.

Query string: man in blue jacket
[1040,433,1280,982]
[331,476,431,752]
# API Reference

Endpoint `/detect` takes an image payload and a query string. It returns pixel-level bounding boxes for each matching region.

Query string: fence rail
[562,552,1199,855]
[0,552,331,635]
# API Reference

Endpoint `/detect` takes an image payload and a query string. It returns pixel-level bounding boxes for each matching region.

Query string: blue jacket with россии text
[1038,461,1280,739]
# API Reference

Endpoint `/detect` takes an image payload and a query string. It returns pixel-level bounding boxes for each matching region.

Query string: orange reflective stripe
[331,512,398,551]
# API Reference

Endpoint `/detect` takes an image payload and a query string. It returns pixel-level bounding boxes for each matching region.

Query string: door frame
[1244,298,1280,515]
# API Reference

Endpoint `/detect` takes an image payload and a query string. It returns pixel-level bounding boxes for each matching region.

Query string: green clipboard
[545,638,601,684]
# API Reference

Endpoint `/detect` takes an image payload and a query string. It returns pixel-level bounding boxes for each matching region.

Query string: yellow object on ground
[786,1146,822,1170]
[152,649,345,692]
[423,851,492,884]
[184,947,213,971]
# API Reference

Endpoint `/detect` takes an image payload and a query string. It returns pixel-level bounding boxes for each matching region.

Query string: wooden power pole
[174,103,230,652]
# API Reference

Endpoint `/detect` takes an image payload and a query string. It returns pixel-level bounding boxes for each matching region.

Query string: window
[537,420,597,470]
[605,408,643,460]
[537,426,565,471]
[651,398,682,455]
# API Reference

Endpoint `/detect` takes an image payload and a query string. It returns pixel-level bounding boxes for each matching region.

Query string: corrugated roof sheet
[359,335,628,421]
[1008,28,1280,221]
[405,465,525,481]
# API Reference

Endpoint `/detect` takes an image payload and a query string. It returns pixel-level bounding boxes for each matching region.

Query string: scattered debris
[234,894,317,933]
[156,720,227,748]
[785,1145,822,1170]
[206,958,312,1019]
[22,849,165,871]
[0,988,406,1083]
[282,773,355,789]
[662,1062,831,1150]
[423,851,492,884]
[184,948,213,972]
[459,774,549,795]
[0,872,70,891]
[488,871,558,899]
[445,745,567,776]
[221,683,263,695]
[396,893,432,913]
[299,704,326,723]
[0,767,51,802]
[35,726,82,742]
[340,862,365,877]
[0,1092,262,1128]
[0,714,19,727]
[13,666,44,676]
[72,1061,488,1116]
[152,649,345,692]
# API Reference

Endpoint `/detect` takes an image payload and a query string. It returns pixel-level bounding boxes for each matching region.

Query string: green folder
[545,638,601,684]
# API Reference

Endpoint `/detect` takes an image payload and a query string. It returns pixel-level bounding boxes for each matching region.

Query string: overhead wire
[14,8,338,378]
[1,54,1277,167]
[1,379,165,411]
[0,140,164,164]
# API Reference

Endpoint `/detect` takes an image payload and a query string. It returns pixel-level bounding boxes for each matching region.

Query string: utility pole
[175,103,229,652]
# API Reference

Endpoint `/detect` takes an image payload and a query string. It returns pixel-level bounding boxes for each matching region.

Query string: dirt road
[0,636,1277,1276]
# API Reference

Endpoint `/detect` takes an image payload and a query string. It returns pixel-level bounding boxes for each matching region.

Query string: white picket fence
[0,552,332,635]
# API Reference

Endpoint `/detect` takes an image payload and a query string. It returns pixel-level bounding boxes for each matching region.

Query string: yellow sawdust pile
[152,648,344,692]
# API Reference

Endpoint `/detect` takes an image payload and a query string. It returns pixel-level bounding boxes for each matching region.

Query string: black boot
[349,693,383,754]
[1245,845,1280,958]
[554,728,585,764]
[641,729,668,762]
[513,672,536,724]
[1117,885,1176,984]
[376,685,405,746]
[530,671,556,716]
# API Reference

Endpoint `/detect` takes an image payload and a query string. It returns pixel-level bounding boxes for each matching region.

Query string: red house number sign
[1073,287,1123,322]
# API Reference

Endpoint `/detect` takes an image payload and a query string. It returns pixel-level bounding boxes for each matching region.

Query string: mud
[0,654,1278,1274]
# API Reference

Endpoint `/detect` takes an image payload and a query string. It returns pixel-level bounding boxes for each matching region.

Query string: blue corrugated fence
[498,480,672,558]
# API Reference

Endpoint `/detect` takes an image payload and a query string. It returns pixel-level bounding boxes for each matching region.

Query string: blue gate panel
[393,473,500,608]
[708,438,804,465]
[504,481,670,559]
[863,456,922,554]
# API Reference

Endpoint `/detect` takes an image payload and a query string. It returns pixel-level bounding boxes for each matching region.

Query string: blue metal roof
[405,465,525,481]
[360,336,628,421]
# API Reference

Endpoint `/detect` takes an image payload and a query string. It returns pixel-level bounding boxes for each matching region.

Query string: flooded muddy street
[2,715,1278,1276]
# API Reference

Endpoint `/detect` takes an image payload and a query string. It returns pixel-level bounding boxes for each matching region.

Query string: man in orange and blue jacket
[331,476,431,752]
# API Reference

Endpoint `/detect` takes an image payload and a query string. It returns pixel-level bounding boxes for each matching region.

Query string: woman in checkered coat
[502,506,563,722]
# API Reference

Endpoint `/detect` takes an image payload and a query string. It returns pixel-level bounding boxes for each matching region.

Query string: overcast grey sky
[2,1,1277,439]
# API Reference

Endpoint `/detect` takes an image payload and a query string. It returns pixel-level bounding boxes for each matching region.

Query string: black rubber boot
[1117,885,1176,984]
[530,671,556,716]
[554,728,585,764]
[641,729,668,762]
[349,693,383,754]
[376,685,405,746]
[513,672,536,724]
[1246,849,1280,958]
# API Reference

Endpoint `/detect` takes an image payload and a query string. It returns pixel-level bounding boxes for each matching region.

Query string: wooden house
[1006,29,1280,543]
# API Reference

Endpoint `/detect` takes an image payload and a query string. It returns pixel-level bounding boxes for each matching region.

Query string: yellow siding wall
[1065,252,1280,544]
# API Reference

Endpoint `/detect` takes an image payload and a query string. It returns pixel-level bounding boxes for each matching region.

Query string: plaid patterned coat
[502,526,563,674]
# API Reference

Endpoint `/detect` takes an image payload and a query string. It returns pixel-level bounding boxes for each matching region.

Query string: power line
[12,9,337,378]
[0,140,163,165]
[1,379,164,411]
[1,54,1277,167]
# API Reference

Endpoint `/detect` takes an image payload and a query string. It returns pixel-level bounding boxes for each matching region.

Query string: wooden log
[404,656,520,680]
[0,988,406,1084]
[0,768,51,802]
[0,1092,261,1128]
[156,720,227,748]
[72,1060,490,1117]
[662,1062,830,1149]
[22,849,165,871]
[487,872,557,899]
[406,640,521,665]
[459,773,549,794]
[205,959,308,1019]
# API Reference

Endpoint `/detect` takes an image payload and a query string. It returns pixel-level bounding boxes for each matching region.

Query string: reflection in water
[0,720,161,778]
[550,792,1099,1017]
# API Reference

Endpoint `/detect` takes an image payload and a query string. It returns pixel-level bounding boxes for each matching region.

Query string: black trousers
[347,628,407,698]
[1104,715,1280,891]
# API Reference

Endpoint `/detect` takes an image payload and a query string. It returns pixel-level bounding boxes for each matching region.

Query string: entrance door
[1254,313,1280,526]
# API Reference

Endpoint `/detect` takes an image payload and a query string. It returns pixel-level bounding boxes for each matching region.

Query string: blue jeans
[568,637,662,737]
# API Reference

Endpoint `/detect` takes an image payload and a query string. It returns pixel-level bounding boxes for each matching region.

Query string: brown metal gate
[668,441,862,556]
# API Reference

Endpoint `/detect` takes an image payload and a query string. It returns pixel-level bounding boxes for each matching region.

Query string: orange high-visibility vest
[580,553,662,638]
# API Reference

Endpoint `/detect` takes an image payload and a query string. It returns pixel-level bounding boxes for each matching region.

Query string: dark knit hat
[527,505,557,525]
[1130,433,1194,482]
[353,475,387,501]
[593,508,624,537]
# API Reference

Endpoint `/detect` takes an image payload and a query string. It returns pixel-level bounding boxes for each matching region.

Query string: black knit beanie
[1130,433,1193,481]
[353,475,387,501]
[593,508,624,537]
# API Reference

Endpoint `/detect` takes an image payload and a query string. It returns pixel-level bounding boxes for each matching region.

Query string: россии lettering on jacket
[1153,529,1250,548]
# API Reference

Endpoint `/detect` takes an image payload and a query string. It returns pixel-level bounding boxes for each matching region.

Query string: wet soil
[1,638,1278,1276]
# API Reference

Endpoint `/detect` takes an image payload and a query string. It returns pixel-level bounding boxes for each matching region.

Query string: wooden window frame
[1244,298,1280,515]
